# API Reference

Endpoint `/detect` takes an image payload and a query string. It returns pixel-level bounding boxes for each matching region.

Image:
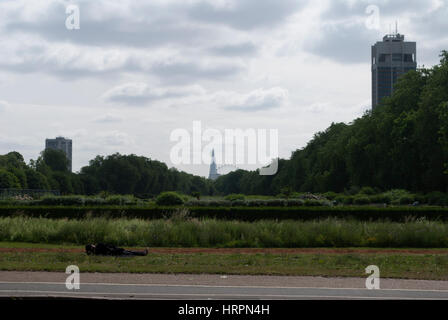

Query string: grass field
[1,216,448,248]
[1,215,447,280]
[0,244,447,280]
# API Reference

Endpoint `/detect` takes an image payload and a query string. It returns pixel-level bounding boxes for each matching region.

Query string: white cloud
[218,87,289,111]
[0,36,246,82]
[0,100,9,112]
[98,131,135,147]
[103,83,207,105]
[93,114,124,124]
[103,84,289,111]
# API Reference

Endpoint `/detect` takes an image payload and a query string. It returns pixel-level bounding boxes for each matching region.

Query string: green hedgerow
[225,194,246,202]
[155,192,185,206]
[353,196,371,205]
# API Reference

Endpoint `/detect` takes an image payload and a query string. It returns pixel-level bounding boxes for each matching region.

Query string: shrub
[191,192,201,200]
[225,194,246,202]
[231,200,248,207]
[185,200,202,207]
[194,199,307,207]
[369,194,392,204]
[336,196,354,205]
[359,187,376,196]
[285,199,305,207]
[290,192,303,199]
[83,198,107,206]
[97,191,111,199]
[414,194,426,204]
[206,200,232,207]
[425,192,448,206]
[346,186,360,195]
[383,190,413,202]
[323,192,338,200]
[265,199,287,207]
[299,193,324,201]
[304,199,329,207]
[277,187,294,199]
[247,200,267,207]
[399,195,415,205]
[353,196,371,205]
[185,200,232,207]
[105,195,137,206]
[40,196,85,206]
[155,192,185,206]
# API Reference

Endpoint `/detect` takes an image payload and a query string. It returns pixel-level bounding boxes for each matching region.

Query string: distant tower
[208,149,220,180]
[371,29,417,109]
[45,137,73,172]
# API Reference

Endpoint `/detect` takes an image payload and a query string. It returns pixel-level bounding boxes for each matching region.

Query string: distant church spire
[208,149,220,180]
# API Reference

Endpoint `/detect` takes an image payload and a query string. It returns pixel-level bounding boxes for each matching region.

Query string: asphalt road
[2,281,448,300]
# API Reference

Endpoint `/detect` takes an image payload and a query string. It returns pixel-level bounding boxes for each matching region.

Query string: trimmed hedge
[1,205,448,222]
[9,195,141,207]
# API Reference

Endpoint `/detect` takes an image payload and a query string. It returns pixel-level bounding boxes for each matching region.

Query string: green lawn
[0,242,81,249]
[1,244,447,280]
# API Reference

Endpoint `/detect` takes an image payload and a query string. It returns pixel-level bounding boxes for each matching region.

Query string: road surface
[1,272,448,300]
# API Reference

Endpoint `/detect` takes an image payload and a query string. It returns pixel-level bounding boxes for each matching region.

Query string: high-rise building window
[371,33,417,109]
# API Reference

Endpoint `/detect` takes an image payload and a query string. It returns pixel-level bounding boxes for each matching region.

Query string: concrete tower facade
[372,32,417,109]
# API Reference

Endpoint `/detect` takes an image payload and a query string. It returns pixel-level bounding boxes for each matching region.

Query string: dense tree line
[0,150,214,197]
[78,153,214,196]
[214,51,448,195]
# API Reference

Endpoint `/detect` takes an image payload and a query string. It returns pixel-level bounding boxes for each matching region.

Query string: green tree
[25,169,50,190]
[41,149,69,172]
[0,170,21,189]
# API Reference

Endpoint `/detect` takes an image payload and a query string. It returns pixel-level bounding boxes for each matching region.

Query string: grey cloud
[412,4,448,37]
[223,87,289,112]
[4,0,287,50]
[103,83,205,106]
[209,42,258,56]
[4,1,213,49]
[0,41,245,82]
[188,0,305,30]
[308,22,379,64]
[322,0,435,20]
[150,61,245,84]
[307,0,447,64]
[0,0,279,81]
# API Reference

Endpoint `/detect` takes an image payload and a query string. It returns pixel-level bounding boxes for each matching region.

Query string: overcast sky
[0,0,446,177]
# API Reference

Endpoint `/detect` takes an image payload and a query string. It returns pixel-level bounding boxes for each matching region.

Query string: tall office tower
[45,137,73,172]
[371,32,416,109]
[208,149,220,181]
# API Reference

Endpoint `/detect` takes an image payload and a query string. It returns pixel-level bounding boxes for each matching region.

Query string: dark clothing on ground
[85,243,148,257]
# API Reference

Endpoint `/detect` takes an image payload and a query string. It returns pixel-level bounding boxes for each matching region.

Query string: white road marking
[0,290,446,300]
[1,281,448,293]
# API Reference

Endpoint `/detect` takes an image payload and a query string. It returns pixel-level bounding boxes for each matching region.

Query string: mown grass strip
[0,251,447,280]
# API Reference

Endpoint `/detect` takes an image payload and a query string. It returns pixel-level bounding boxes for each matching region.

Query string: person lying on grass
[85,243,148,257]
